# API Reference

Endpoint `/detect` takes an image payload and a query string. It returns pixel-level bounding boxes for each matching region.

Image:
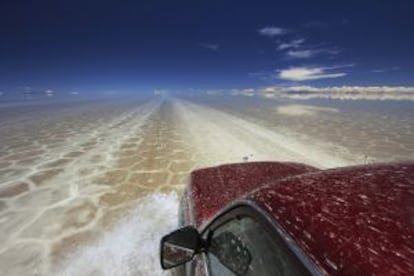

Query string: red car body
[165,162,414,275]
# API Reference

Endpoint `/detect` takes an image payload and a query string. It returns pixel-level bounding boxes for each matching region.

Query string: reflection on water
[185,96,414,163]
[0,95,413,275]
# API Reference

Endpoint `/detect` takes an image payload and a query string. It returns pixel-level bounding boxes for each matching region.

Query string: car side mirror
[160,226,203,270]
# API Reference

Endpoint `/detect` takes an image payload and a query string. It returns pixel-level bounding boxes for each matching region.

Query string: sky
[0,0,413,94]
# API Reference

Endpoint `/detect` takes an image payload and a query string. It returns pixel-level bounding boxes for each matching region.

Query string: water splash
[57,192,179,276]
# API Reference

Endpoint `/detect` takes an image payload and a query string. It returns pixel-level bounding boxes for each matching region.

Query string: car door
[200,204,315,276]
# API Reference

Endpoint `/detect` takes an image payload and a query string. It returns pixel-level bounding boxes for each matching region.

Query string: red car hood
[189,161,319,227]
[188,161,414,275]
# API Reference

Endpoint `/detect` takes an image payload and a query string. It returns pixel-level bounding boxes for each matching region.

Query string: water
[58,193,178,276]
[0,95,413,275]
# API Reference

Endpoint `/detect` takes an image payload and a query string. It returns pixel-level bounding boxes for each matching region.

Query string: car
[160,161,414,276]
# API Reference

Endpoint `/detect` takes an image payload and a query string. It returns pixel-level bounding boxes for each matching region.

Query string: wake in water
[57,193,178,276]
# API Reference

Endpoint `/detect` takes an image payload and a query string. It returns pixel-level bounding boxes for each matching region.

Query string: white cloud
[278,66,347,81]
[266,85,414,94]
[206,88,256,97]
[277,38,340,59]
[202,86,414,101]
[235,88,255,97]
[286,48,340,59]
[45,89,54,96]
[277,38,305,50]
[276,104,339,116]
[200,43,220,51]
[258,26,287,37]
[286,49,316,58]
[154,89,168,95]
[261,86,414,101]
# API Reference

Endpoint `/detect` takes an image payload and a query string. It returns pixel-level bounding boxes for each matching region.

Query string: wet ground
[0,95,413,275]
[185,95,414,163]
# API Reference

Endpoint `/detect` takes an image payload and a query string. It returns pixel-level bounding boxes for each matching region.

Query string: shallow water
[0,95,413,275]
[185,95,414,163]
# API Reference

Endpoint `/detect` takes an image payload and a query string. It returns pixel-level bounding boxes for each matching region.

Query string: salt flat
[0,96,412,275]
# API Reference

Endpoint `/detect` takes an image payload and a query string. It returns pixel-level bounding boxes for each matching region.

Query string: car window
[206,216,310,276]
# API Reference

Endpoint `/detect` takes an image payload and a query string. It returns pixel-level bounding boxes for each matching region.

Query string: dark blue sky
[0,0,413,93]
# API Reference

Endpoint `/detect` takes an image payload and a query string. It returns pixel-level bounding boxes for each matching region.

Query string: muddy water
[0,96,413,275]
